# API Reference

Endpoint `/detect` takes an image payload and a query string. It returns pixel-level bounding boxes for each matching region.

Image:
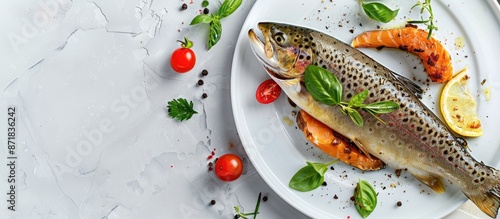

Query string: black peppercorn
[202,93,208,98]
[201,69,209,76]
[203,8,209,14]
[210,200,216,205]
[181,3,188,10]
[198,79,204,85]
[262,196,268,202]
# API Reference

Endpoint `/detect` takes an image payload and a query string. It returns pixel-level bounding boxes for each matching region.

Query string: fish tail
[465,168,500,218]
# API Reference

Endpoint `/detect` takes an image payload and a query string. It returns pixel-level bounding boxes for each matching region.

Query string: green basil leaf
[202,0,209,7]
[304,65,342,105]
[347,108,364,127]
[208,18,222,50]
[289,165,324,192]
[190,14,213,25]
[217,0,242,19]
[349,90,369,108]
[362,2,399,23]
[306,161,329,175]
[364,101,399,114]
[354,180,378,218]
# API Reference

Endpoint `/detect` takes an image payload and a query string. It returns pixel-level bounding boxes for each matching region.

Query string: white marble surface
[0,0,496,218]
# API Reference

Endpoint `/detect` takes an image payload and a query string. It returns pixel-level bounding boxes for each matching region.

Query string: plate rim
[230,0,500,218]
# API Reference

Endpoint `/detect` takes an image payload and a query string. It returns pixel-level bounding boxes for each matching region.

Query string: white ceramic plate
[231,1,500,218]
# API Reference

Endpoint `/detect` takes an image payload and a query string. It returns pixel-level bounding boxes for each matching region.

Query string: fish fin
[412,172,446,193]
[352,138,372,160]
[464,170,500,218]
[465,187,500,218]
[392,72,424,99]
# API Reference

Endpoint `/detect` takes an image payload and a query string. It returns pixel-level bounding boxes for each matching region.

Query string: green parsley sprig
[190,0,242,49]
[359,0,399,23]
[167,98,198,121]
[408,0,438,39]
[304,65,399,126]
[234,192,262,219]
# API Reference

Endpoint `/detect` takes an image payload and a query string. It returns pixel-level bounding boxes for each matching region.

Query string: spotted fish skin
[248,22,500,218]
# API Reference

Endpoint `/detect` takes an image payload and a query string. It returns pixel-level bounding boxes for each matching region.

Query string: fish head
[248,22,315,80]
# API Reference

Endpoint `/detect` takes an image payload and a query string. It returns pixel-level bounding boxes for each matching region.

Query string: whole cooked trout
[248,22,500,218]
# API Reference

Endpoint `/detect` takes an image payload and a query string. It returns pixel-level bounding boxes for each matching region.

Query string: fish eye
[273,32,287,45]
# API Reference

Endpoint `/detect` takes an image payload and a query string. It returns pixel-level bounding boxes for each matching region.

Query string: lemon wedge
[440,68,483,137]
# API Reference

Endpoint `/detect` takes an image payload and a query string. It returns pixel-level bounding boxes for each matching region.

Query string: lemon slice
[440,68,483,137]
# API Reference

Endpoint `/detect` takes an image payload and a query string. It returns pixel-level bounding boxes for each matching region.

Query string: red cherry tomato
[170,37,196,73]
[214,154,243,182]
[256,79,281,104]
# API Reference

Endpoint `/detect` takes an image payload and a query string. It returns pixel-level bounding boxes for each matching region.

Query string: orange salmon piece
[351,26,453,83]
[296,110,385,171]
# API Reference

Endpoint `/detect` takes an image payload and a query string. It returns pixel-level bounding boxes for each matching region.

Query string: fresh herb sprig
[360,0,399,23]
[289,160,338,192]
[408,0,438,39]
[234,192,262,219]
[354,180,378,218]
[167,98,198,121]
[304,65,399,126]
[190,0,242,49]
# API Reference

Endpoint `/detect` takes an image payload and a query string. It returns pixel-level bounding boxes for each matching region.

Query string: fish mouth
[248,28,285,79]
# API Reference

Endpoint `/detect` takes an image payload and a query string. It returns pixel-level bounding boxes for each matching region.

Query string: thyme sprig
[234,193,262,219]
[408,0,438,39]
